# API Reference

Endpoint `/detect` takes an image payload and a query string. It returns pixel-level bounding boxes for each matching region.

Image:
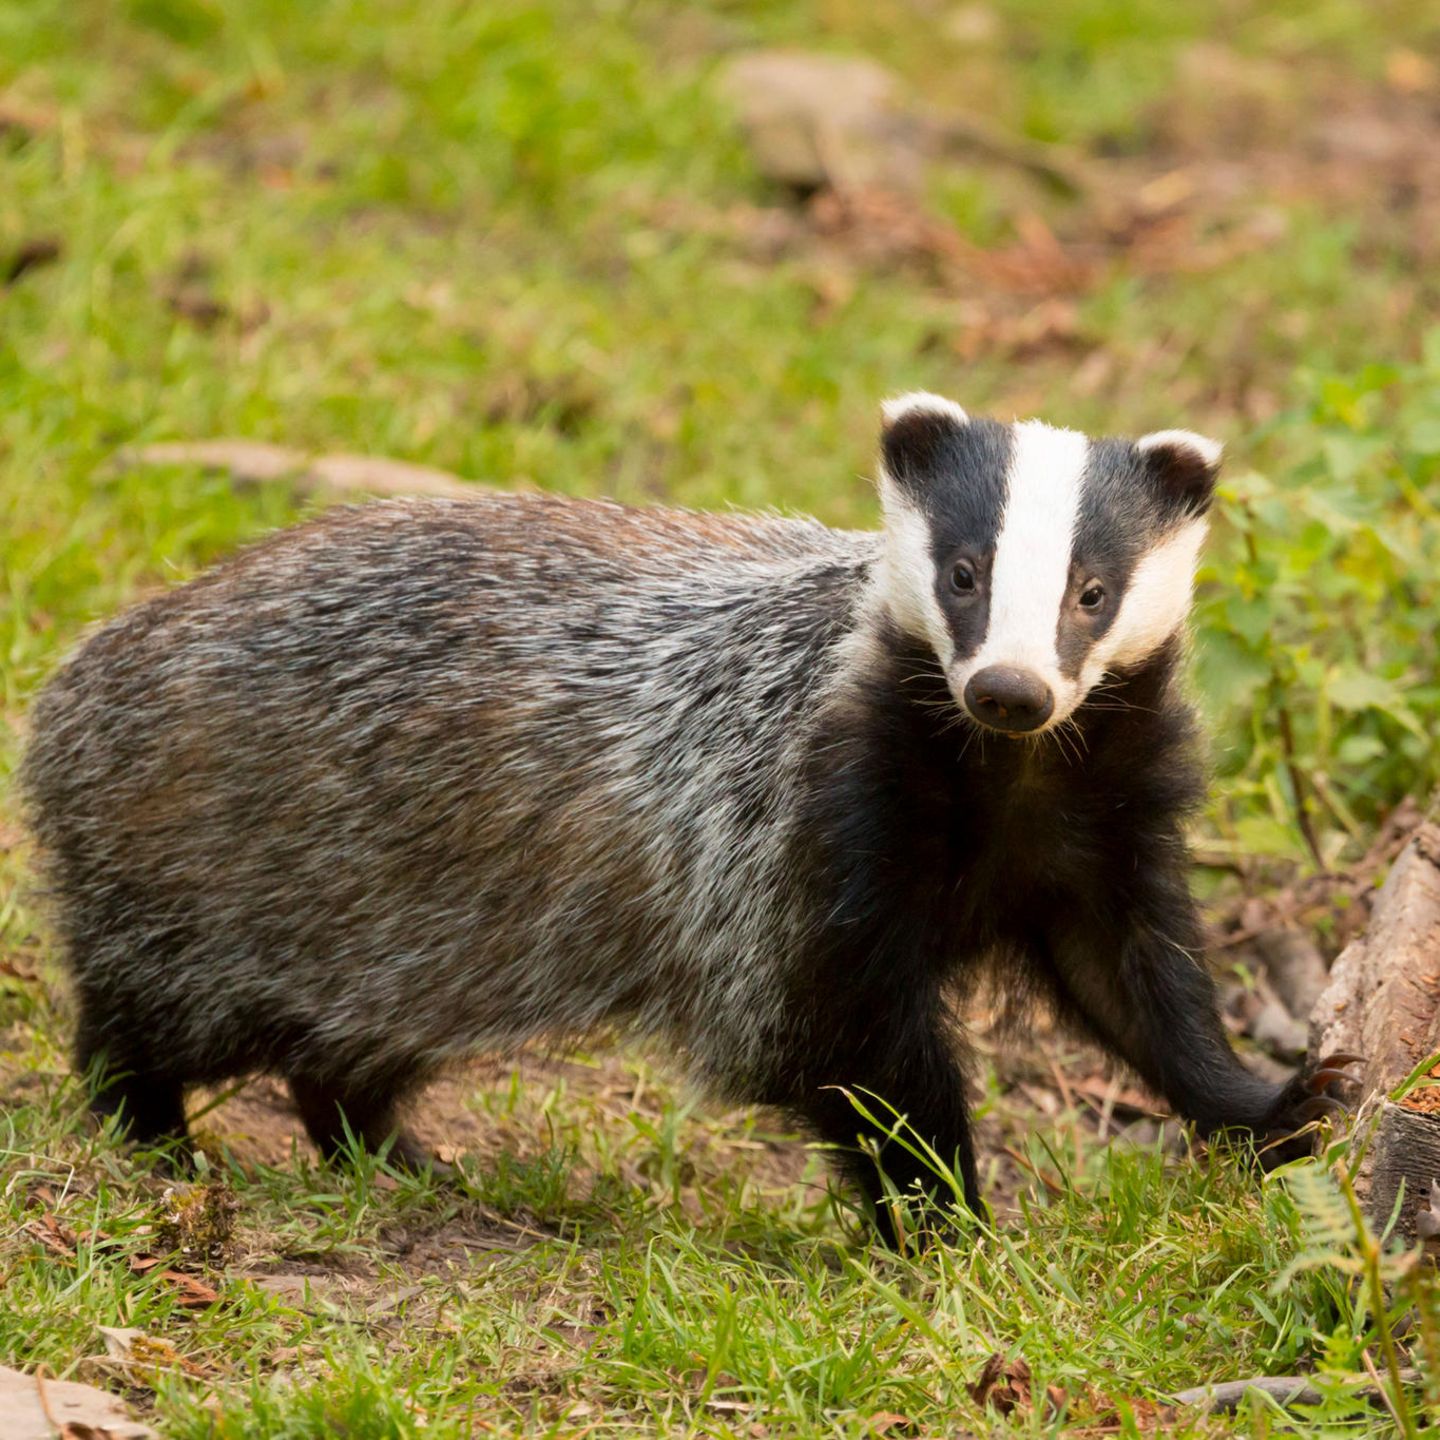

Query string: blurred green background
[3,0,1439,864]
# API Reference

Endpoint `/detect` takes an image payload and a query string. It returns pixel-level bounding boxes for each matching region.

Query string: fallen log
[109,439,484,502]
[1310,821,1440,1242]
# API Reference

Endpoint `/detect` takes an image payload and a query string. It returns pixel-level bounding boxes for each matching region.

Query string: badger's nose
[963,666,1055,733]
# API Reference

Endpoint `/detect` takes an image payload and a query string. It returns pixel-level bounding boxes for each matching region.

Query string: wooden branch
[1171,1368,1421,1414]
[109,440,484,502]
[1310,822,1440,1239]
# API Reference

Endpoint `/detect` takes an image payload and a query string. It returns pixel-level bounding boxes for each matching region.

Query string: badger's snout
[963,666,1055,734]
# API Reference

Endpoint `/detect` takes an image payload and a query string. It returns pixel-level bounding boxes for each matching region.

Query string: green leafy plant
[1196,331,1440,864]
[1279,1158,1436,1436]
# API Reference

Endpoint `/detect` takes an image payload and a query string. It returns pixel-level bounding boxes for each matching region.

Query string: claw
[1315,1052,1367,1070]
[1292,1095,1348,1125]
[1307,1067,1364,1093]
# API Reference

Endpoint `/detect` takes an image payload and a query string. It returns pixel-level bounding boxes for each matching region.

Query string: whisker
[1050,723,1080,767]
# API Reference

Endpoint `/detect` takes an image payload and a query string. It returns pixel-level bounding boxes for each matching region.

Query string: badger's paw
[383,1129,458,1179]
[1257,1051,1365,1170]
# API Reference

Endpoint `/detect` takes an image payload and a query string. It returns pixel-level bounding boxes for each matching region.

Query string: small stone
[1250,998,1308,1061]
[713,50,926,195]
[1252,928,1330,1018]
[944,4,1001,45]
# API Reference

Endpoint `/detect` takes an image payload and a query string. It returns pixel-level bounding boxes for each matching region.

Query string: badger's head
[875,392,1219,735]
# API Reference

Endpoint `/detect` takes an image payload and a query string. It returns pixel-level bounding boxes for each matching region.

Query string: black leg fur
[76,1016,189,1150]
[790,995,980,1246]
[1040,874,1299,1148]
[288,1070,439,1171]
[86,1068,189,1148]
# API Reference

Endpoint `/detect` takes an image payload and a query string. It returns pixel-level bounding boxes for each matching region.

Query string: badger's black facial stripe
[928,421,1010,664]
[1055,575,1119,679]
[1051,437,1215,681]
[936,545,995,662]
[1056,440,1148,681]
[882,413,1013,665]
[882,414,1013,554]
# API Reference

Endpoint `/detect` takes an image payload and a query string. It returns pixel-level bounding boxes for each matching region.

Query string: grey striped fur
[23,495,878,1105]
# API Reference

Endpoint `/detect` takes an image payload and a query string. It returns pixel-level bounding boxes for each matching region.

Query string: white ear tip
[1136,428,1223,469]
[881,391,969,428]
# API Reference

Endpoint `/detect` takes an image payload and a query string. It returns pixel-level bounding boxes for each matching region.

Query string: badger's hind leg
[288,1065,442,1173]
[75,996,189,1152]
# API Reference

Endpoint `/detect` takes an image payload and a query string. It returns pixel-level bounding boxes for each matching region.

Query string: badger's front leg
[790,988,981,1245]
[1040,877,1348,1157]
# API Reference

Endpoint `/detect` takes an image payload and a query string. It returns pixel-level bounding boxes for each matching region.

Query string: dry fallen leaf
[866,1411,915,1435]
[23,1213,78,1259]
[161,1271,222,1308]
[968,1353,1069,1420]
[969,1352,1032,1414]
[0,1363,157,1440]
[92,1325,205,1385]
[126,1252,222,1306]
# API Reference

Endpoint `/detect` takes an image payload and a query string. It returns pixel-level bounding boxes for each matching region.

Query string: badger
[21,394,1350,1240]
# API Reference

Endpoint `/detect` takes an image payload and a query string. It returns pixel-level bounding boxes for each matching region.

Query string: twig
[1362,1349,1409,1437]
[1338,1163,1421,1439]
[1276,700,1326,872]
[999,1145,1065,1197]
[33,1366,63,1434]
[1171,1368,1422,1413]
[929,111,1092,197]
[1241,522,1325,871]
[108,440,483,502]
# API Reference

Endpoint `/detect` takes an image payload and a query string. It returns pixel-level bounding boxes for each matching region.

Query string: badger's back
[23,494,875,1085]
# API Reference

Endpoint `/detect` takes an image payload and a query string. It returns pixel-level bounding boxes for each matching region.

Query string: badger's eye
[950,561,977,595]
[1079,582,1106,611]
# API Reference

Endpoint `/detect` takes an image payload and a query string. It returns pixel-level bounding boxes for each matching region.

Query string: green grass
[1,1045,1419,1437]
[3,0,1439,1434]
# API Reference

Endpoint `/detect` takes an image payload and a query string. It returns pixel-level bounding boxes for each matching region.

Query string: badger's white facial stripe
[969,421,1088,679]
[876,470,953,664]
[1135,428,1223,470]
[1084,517,1207,682]
[881,391,970,430]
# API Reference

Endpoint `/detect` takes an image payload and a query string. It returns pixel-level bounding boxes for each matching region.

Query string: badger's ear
[879,392,970,493]
[1135,429,1222,516]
